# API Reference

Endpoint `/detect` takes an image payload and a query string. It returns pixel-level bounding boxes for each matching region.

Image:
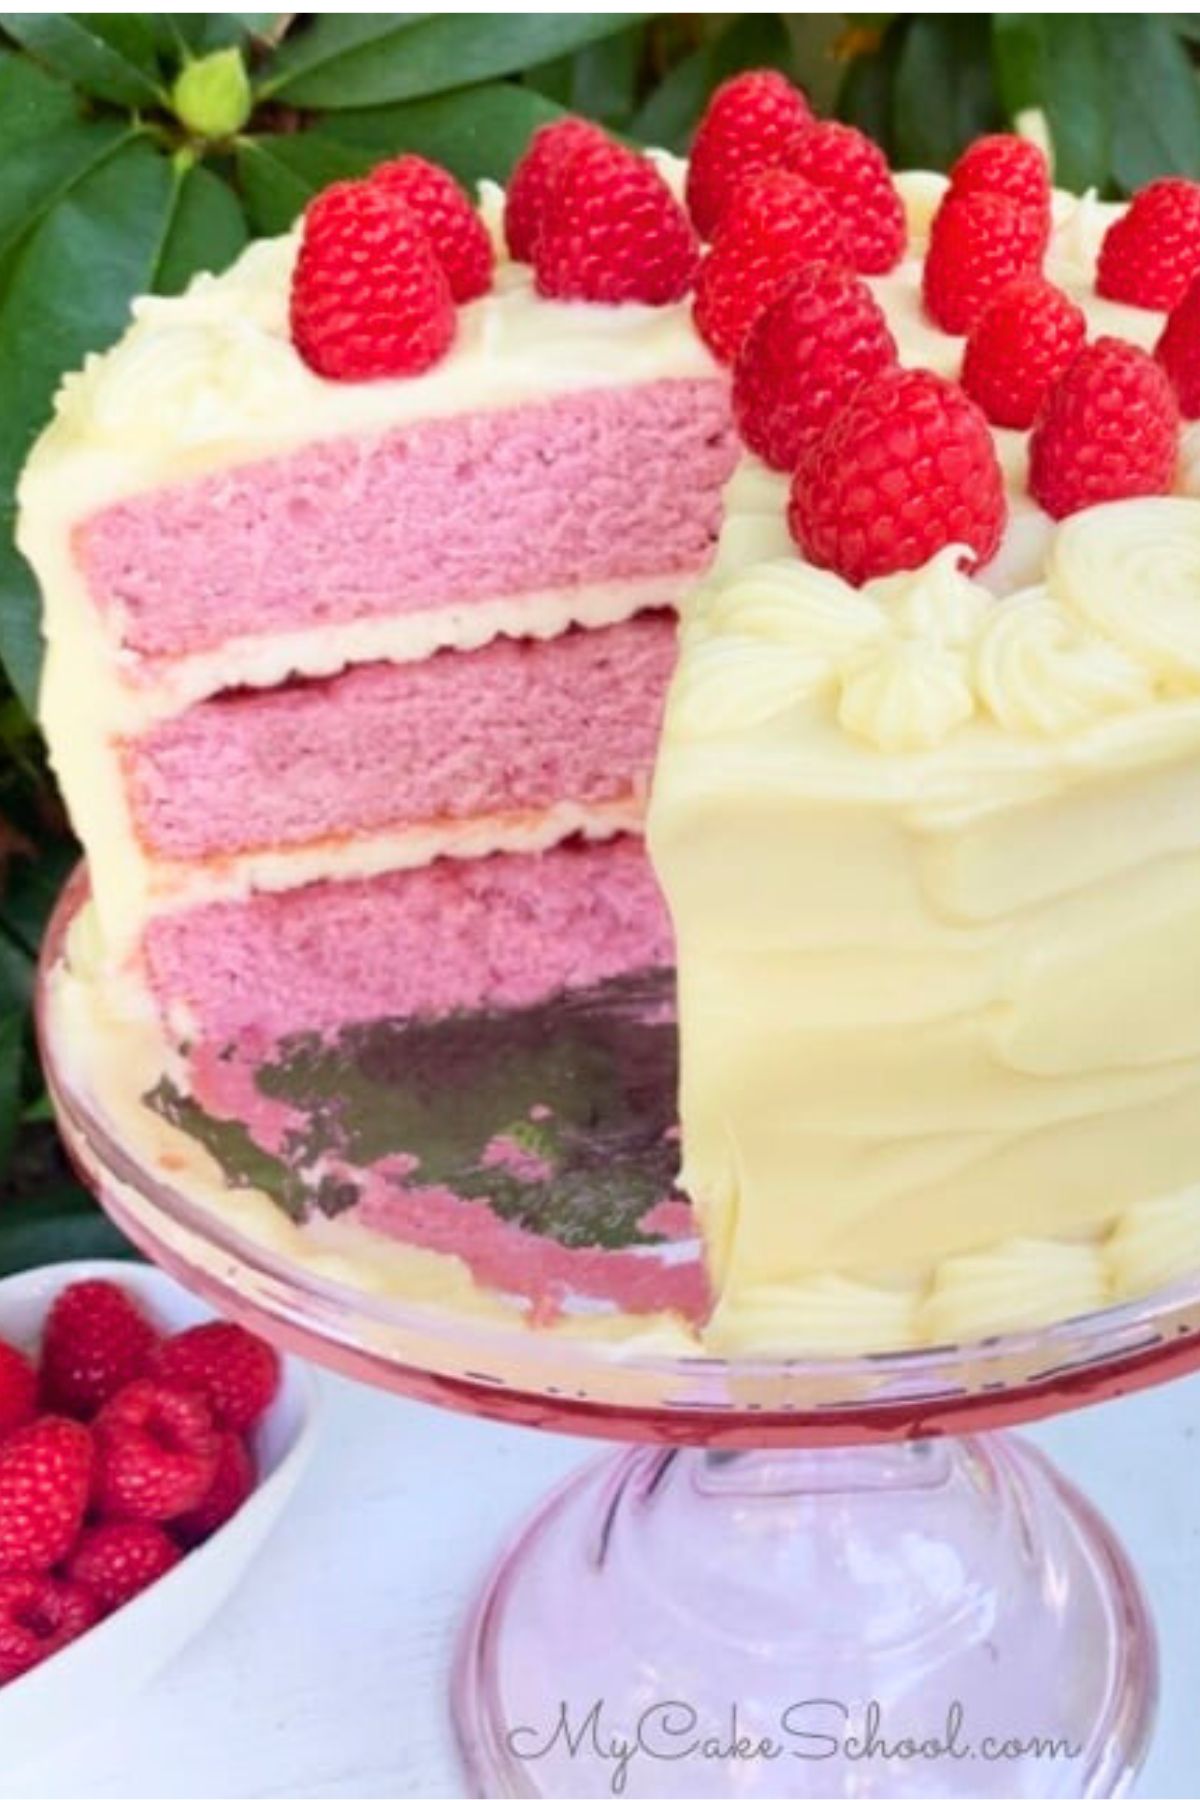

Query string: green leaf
[891,15,1004,170]
[80,15,163,79]
[266,13,642,109]
[170,14,283,55]
[0,524,41,715]
[0,54,132,271]
[0,1181,138,1276]
[311,84,566,187]
[0,839,75,958]
[0,139,181,706]
[1105,16,1200,191]
[630,15,791,152]
[0,926,31,1013]
[236,135,376,235]
[835,30,902,150]
[0,1011,22,1171]
[525,27,642,129]
[992,16,1111,193]
[153,163,248,295]
[0,13,166,107]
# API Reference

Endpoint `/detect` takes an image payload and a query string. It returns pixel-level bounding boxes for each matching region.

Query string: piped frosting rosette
[671,499,1200,756]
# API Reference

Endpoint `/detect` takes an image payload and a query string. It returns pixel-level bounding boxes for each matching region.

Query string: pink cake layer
[125,614,676,861]
[79,380,735,659]
[144,836,673,1041]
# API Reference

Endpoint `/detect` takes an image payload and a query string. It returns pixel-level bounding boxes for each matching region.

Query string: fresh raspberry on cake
[923,190,1045,334]
[0,1340,35,1439]
[148,1320,280,1432]
[788,366,1006,584]
[369,155,493,302]
[0,1417,92,1575]
[685,69,813,239]
[949,134,1051,242]
[65,1521,182,1613]
[1029,337,1179,519]
[1156,272,1200,416]
[961,276,1087,429]
[693,168,845,364]
[534,133,699,305]
[0,1575,101,1684]
[39,1277,158,1419]
[173,1433,256,1546]
[783,121,905,274]
[503,118,608,261]
[733,262,897,470]
[93,1379,220,1522]
[290,179,456,381]
[1097,177,1200,310]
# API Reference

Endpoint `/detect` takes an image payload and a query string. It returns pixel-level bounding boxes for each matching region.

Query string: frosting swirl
[1049,498,1200,686]
[839,637,975,752]
[867,545,991,648]
[700,558,885,653]
[666,635,829,738]
[974,590,1153,736]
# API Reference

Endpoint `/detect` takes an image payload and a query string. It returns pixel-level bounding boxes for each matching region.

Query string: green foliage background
[1,11,1199,1267]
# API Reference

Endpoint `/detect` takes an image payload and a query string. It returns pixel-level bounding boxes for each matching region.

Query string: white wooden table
[3,1367,1198,1798]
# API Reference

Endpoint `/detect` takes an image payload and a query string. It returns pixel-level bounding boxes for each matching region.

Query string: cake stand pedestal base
[454,1437,1155,1799]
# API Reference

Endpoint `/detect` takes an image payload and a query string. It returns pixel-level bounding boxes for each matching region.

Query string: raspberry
[290,179,455,381]
[369,155,493,303]
[693,168,845,364]
[533,135,698,306]
[1156,272,1200,417]
[148,1322,281,1432]
[174,1433,256,1547]
[0,1417,92,1575]
[504,118,607,262]
[65,1522,181,1613]
[783,121,905,275]
[39,1278,158,1420]
[1029,337,1179,520]
[789,367,1006,585]
[0,1575,100,1684]
[733,262,897,471]
[1097,178,1200,311]
[961,277,1087,429]
[685,69,812,239]
[0,1339,35,1439]
[93,1379,220,1523]
[949,134,1051,244]
[923,190,1045,334]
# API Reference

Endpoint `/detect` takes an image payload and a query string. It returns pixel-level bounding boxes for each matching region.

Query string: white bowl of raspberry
[0,1257,320,1771]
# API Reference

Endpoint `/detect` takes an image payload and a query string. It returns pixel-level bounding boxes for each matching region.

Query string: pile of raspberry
[681,72,1200,583]
[0,1279,280,1686]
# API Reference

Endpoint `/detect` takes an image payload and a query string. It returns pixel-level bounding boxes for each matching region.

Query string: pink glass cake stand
[37,869,1200,1798]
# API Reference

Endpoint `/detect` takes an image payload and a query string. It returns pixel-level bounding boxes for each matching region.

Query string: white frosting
[1051,498,1200,684]
[974,590,1153,736]
[839,636,975,752]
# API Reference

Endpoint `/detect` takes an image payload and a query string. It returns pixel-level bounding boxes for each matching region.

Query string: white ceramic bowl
[0,1257,320,1769]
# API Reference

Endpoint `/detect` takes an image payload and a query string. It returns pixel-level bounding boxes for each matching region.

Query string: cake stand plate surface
[37,869,1200,1797]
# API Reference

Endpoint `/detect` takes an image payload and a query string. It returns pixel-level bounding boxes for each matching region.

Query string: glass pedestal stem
[454,1435,1156,1798]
